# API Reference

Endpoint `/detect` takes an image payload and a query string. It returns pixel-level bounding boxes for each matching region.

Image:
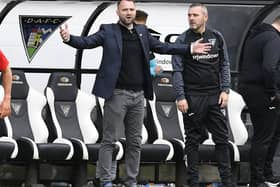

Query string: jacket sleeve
[216,31,231,91]
[171,34,186,101]
[147,29,190,55]
[65,24,105,49]
[262,38,280,95]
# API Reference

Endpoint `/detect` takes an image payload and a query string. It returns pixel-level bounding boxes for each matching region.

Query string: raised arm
[60,23,105,49]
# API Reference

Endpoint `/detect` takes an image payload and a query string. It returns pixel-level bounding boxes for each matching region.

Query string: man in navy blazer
[60,0,211,186]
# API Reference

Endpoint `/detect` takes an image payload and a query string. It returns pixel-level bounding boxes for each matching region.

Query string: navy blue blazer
[66,23,190,100]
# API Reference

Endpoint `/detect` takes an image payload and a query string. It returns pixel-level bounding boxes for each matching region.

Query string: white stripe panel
[53,138,74,160]
[173,138,185,149]
[98,97,105,114]
[229,141,240,162]
[176,107,186,141]
[202,133,215,145]
[153,139,174,161]
[46,88,62,138]
[115,141,124,160]
[21,137,39,159]
[227,89,248,145]
[141,125,148,144]
[0,136,18,158]
[71,137,89,160]
[27,87,49,143]
[148,93,163,139]
[4,117,13,137]
[76,90,99,144]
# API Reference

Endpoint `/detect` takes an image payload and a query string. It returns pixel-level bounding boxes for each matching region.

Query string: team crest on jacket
[208,38,216,46]
[19,15,71,62]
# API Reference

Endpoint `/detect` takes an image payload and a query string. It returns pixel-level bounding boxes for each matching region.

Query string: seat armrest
[169,138,185,161]
[70,138,88,160]
[153,139,174,160]
[53,138,74,160]
[0,137,18,159]
[17,137,39,160]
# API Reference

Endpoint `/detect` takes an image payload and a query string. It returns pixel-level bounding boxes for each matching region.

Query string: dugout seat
[45,72,123,186]
[146,73,185,161]
[1,70,73,186]
[0,86,18,161]
[145,72,187,186]
[226,89,250,162]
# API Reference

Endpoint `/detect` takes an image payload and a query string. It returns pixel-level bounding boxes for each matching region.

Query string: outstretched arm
[148,29,211,55]
[0,65,12,118]
[59,23,105,49]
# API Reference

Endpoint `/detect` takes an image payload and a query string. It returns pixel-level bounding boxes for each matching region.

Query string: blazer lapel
[113,24,122,55]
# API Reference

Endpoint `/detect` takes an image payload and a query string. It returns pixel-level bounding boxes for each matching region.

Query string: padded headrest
[47,72,78,101]
[153,72,176,102]
[11,70,29,99]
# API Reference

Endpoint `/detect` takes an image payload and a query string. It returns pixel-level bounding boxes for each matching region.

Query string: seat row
[0,70,251,187]
[0,70,123,186]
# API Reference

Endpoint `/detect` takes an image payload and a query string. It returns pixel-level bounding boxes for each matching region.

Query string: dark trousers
[240,84,280,186]
[183,94,232,187]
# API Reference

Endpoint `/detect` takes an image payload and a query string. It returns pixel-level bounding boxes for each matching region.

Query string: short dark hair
[117,0,135,7]
[189,3,208,15]
[135,10,148,22]
[273,15,280,24]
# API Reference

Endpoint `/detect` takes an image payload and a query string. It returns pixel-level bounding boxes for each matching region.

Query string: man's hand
[219,91,229,108]
[176,99,188,113]
[155,65,163,75]
[59,24,70,42]
[0,97,11,118]
[191,38,212,54]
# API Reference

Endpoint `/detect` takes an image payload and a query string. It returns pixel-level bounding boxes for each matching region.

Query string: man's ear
[204,14,208,23]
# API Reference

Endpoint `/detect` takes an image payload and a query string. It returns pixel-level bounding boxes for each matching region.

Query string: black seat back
[1,69,50,145]
[46,72,83,140]
[10,70,34,140]
[147,72,185,143]
[46,72,99,144]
